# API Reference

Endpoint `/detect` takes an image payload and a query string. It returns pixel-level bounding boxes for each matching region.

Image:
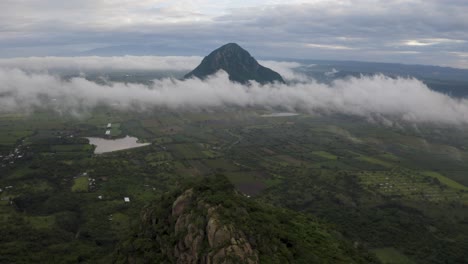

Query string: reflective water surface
[86,136,150,154]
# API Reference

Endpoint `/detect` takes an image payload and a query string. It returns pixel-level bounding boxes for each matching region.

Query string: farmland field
[0,108,467,263]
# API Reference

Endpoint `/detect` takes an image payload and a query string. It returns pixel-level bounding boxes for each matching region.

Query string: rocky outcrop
[170,189,258,264]
[115,176,377,264]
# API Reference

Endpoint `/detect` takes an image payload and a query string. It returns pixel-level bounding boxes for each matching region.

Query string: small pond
[86,136,150,154]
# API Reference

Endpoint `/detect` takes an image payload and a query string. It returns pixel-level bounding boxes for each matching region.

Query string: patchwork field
[0,109,467,263]
[357,169,464,202]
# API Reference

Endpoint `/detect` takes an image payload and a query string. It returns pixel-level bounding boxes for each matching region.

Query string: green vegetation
[0,130,32,145]
[0,108,467,263]
[311,150,337,160]
[371,247,415,264]
[357,169,464,202]
[356,155,393,168]
[116,176,377,263]
[71,177,89,192]
[110,123,122,136]
[27,215,56,229]
[421,171,468,191]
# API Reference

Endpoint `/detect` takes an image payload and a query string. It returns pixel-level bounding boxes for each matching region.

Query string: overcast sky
[1,0,468,68]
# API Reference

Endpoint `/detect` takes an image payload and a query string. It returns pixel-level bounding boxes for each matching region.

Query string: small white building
[107,123,112,128]
[105,130,111,135]
[124,197,130,202]
[98,195,103,200]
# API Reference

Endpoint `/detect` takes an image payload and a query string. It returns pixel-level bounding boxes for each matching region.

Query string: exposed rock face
[116,176,377,264]
[170,189,258,264]
[134,189,258,264]
[172,189,194,218]
[184,43,284,84]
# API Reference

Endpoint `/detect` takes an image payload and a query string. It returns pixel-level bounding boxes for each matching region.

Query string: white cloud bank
[1,68,467,125]
[0,56,305,82]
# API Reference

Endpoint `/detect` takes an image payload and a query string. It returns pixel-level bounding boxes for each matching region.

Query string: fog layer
[0,56,303,80]
[1,67,467,125]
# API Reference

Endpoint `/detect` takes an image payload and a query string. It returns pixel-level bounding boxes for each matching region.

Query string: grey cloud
[1,1,468,68]
[0,56,202,72]
[0,67,467,125]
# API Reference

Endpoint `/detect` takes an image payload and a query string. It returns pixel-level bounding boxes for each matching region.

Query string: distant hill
[279,59,468,97]
[184,43,285,84]
[114,176,377,263]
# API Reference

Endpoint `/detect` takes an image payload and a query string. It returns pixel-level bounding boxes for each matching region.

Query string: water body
[86,136,150,154]
[260,112,299,117]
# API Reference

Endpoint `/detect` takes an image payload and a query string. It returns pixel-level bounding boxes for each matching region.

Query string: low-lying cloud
[1,66,467,126]
[0,56,304,82]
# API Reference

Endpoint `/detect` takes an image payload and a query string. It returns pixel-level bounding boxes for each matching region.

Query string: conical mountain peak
[184,43,284,84]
